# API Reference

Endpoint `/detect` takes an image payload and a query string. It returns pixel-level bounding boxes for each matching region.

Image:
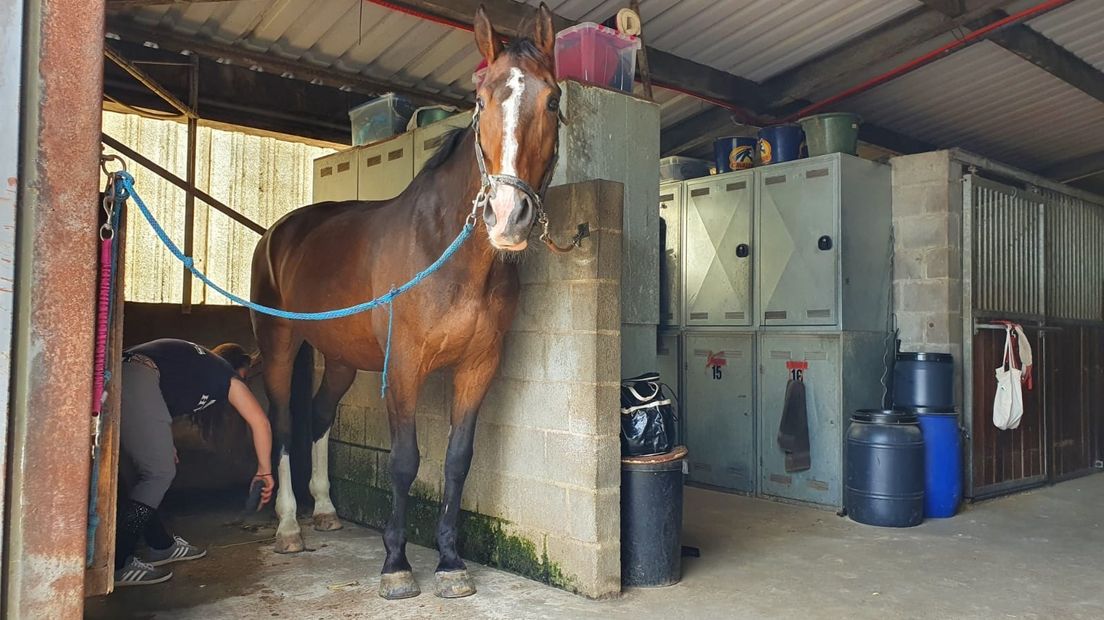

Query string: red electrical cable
[784,0,1074,122]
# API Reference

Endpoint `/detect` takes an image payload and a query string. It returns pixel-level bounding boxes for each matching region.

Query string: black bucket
[621,448,685,587]
[845,410,924,528]
[893,352,954,409]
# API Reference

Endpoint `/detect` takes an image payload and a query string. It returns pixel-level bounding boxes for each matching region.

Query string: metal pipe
[784,0,1076,121]
[183,54,198,312]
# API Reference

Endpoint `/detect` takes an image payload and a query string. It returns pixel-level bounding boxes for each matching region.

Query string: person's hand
[252,472,275,509]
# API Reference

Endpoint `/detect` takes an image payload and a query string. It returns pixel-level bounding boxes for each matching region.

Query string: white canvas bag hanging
[993,326,1024,430]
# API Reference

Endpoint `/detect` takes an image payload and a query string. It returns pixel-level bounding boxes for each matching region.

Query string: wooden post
[628,1,653,100]
[182,55,198,313]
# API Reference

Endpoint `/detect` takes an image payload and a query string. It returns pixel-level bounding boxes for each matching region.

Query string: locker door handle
[817,235,833,251]
[736,244,750,258]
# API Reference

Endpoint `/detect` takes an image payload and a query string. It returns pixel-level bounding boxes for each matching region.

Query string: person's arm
[227,378,275,507]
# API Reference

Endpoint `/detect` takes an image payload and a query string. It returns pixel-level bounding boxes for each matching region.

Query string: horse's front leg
[434,354,500,598]
[378,363,424,600]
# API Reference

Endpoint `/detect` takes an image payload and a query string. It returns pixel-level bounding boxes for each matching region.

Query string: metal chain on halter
[470,102,585,253]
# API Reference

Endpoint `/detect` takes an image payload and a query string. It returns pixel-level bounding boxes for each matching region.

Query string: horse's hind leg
[378,357,425,600]
[309,359,356,531]
[255,316,305,554]
[434,352,500,598]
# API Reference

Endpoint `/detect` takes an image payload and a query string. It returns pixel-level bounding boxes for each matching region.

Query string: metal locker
[656,330,681,442]
[413,113,471,175]
[358,133,414,201]
[683,172,754,327]
[684,332,755,492]
[312,149,358,203]
[659,182,682,326]
[758,159,840,326]
[757,333,843,507]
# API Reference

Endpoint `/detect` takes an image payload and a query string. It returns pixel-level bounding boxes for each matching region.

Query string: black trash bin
[621,446,686,587]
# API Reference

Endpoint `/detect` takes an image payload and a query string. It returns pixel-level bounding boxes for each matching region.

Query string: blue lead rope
[115,171,474,395]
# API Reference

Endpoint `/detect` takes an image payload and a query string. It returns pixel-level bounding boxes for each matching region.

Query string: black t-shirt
[125,339,237,417]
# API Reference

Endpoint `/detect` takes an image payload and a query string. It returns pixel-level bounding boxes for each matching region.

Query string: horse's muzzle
[484,187,535,251]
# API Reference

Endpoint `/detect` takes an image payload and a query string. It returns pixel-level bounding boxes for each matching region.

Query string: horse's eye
[547,98,559,112]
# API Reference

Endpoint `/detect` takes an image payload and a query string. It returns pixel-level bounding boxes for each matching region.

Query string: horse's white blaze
[500,67,526,176]
[275,452,299,538]
[310,430,336,516]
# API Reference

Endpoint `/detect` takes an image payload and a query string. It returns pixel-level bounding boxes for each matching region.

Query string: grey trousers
[120,362,176,508]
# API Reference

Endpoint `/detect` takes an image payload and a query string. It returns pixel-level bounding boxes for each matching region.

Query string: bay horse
[250,4,561,600]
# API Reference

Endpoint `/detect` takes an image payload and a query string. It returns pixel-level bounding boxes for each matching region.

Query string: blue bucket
[757,124,805,165]
[712,137,757,173]
[914,410,962,518]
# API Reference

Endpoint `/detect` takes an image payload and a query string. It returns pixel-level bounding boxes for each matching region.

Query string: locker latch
[736,243,750,258]
[817,235,833,251]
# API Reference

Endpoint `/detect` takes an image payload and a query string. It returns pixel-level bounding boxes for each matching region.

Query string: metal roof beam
[763,0,1017,109]
[660,107,935,158]
[986,21,1104,104]
[380,0,769,111]
[106,0,225,8]
[1039,150,1104,184]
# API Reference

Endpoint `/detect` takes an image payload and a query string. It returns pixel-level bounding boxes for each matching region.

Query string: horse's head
[472,3,560,252]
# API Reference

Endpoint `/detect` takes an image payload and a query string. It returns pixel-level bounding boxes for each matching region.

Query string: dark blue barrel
[846,410,924,528]
[893,352,954,409]
[757,124,805,165]
[912,408,962,518]
[713,136,757,173]
[621,450,685,586]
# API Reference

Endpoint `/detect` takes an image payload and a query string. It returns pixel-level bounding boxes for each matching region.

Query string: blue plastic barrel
[913,409,962,518]
[757,124,805,165]
[713,137,757,173]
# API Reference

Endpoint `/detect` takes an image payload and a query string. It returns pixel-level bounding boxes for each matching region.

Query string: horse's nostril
[483,207,497,228]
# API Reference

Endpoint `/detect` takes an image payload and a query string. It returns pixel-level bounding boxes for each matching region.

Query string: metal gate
[963,173,1104,498]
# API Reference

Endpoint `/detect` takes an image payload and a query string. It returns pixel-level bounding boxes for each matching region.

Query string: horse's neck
[409,130,502,280]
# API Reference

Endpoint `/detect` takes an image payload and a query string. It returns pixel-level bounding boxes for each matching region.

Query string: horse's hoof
[434,570,476,598]
[379,571,420,600]
[312,512,343,531]
[273,532,305,554]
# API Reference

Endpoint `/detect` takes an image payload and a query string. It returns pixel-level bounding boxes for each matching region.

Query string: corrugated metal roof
[1027,0,1104,73]
[843,41,1104,171]
[527,0,922,81]
[111,0,1104,176]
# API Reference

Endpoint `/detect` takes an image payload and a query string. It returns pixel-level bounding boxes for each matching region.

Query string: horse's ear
[533,2,555,60]
[474,5,502,63]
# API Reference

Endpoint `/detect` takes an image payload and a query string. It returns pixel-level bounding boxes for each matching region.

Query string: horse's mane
[422,38,550,172]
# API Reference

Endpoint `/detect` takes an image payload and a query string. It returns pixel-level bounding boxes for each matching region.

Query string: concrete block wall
[325,181,624,598]
[890,150,964,402]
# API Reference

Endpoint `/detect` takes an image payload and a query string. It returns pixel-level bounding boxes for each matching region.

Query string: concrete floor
[86,474,1104,620]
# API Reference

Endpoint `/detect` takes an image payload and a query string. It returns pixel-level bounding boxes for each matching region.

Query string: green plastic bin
[798,113,862,157]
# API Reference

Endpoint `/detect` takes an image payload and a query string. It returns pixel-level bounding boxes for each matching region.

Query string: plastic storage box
[659,156,711,181]
[555,23,640,92]
[349,93,416,146]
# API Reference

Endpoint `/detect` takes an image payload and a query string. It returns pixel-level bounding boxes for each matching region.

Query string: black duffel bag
[620,371,678,457]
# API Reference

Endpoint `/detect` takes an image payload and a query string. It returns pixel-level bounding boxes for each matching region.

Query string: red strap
[91,237,113,418]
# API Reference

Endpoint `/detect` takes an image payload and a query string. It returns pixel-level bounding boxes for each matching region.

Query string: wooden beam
[988,22,1104,104]
[919,0,966,17]
[103,41,360,143]
[101,133,268,235]
[105,18,466,107]
[762,0,1017,108]
[382,0,768,111]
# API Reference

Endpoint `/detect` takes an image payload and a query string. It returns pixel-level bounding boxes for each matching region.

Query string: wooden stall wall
[970,326,1046,497]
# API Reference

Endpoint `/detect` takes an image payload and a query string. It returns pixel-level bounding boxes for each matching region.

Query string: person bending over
[114,338,274,586]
